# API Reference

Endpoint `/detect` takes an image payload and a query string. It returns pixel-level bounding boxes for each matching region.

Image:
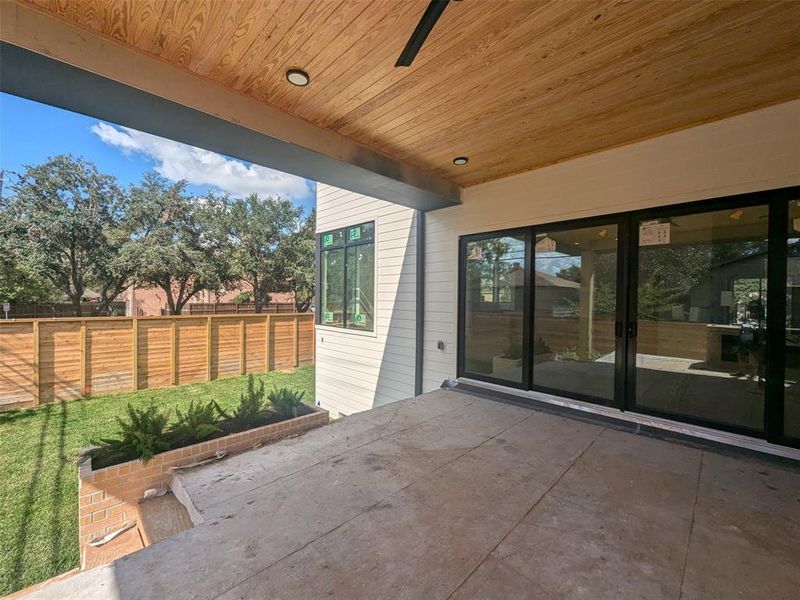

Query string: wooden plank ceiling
[23,0,800,188]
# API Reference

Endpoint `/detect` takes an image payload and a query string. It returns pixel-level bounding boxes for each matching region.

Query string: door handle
[627,322,638,337]
[615,322,624,338]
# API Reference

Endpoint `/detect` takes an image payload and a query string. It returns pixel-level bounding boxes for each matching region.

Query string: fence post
[170,318,177,386]
[264,315,271,373]
[80,320,87,397]
[131,318,139,391]
[32,320,40,406]
[240,318,246,375]
[311,315,316,364]
[294,315,299,368]
[206,316,212,381]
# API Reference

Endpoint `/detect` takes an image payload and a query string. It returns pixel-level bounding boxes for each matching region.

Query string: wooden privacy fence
[0,313,315,411]
[186,302,296,315]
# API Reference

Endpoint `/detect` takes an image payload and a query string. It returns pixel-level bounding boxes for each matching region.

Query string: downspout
[415,209,425,396]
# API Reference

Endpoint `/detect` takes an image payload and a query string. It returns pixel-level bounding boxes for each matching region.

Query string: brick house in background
[123,283,295,316]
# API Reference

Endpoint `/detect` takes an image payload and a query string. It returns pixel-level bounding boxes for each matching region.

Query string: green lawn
[0,366,314,595]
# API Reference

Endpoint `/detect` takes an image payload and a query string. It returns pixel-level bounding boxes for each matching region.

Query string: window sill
[315,323,377,338]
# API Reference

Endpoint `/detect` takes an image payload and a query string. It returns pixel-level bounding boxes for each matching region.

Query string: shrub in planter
[172,400,223,445]
[90,380,313,469]
[269,387,305,418]
[92,403,171,467]
[228,374,267,426]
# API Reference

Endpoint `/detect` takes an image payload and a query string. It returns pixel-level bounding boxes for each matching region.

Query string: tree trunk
[162,278,177,315]
[69,294,83,317]
[252,276,262,314]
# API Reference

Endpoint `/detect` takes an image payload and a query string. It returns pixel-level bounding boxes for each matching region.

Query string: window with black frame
[318,222,375,331]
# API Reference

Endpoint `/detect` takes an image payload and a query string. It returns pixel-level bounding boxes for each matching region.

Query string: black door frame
[456,185,800,448]
[625,192,779,439]
[526,215,628,409]
[457,227,532,390]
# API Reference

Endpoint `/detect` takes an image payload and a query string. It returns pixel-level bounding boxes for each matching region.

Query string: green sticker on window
[348,226,361,241]
[353,313,365,325]
[322,233,334,247]
[323,311,333,322]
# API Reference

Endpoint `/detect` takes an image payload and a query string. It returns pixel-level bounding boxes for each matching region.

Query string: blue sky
[0,92,316,212]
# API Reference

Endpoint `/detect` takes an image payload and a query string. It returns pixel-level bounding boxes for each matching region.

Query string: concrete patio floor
[26,388,800,599]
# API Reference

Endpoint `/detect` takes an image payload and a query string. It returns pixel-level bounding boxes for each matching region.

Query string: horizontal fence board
[87,320,133,395]
[0,322,35,405]
[0,314,314,410]
[176,319,208,385]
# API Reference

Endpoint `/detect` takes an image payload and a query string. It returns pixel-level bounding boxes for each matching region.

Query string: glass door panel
[462,232,527,385]
[633,205,769,433]
[784,200,800,440]
[532,223,619,403]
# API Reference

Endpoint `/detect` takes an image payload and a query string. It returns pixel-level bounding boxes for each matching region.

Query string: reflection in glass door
[632,205,769,433]
[784,200,800,440]
[461,231,528,385]
[532,223,619,404]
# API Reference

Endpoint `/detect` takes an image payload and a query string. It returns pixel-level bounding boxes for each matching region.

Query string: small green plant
[504,333,523,360]
[94,403,171,464]
[228,374,267,425]
[268,387,305,419]
[556,346,604,362]
[172,399,222,443]
[533,337,551,355]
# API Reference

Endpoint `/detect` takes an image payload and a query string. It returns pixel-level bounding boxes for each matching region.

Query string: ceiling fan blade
[395,0,452,68]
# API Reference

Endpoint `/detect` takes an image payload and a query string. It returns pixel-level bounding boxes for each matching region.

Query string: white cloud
[91,122,313,199]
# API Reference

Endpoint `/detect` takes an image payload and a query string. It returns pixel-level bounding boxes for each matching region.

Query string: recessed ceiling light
[452,156,469,166]
[286,68,310,86]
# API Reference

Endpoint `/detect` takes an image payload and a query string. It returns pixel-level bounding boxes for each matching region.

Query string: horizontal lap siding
[315,183,417,416]
[423,101,800,392]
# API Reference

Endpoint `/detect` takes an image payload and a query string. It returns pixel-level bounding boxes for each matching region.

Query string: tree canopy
[0,155,133,315]
[0,156,316,315]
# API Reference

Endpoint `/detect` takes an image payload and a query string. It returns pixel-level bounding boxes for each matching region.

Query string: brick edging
[77,405,328,565]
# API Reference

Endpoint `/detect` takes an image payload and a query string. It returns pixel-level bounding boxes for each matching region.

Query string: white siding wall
[315,183,417,416]
[422,100,800,392]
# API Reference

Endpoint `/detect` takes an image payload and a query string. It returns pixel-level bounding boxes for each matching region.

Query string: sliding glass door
[630,205,769,434]
[532,222,621,405]
[457,186,800,447]
[460,230,529,386]
[783,199,800,441]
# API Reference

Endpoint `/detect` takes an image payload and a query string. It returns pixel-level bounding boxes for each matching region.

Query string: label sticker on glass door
[535,236,556,252]
[639,221,670,246]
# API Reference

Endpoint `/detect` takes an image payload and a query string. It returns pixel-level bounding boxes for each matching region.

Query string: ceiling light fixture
[452,156,469,166]
[286,68,310,86]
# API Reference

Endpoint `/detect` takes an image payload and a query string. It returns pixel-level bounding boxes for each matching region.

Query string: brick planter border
[77,404,328,565]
